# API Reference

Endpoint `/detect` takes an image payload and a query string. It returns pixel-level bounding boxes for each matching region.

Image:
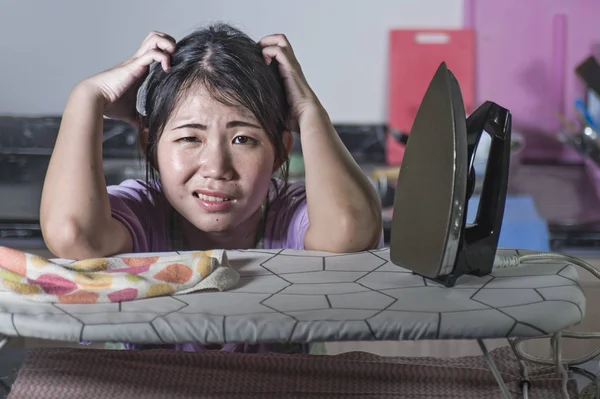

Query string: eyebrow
[173,120,262,130]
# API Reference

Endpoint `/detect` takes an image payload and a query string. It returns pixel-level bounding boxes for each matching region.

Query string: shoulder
[107,179,171,252]
[264,179,309,250]
[107,179,162,203]
[268,178,306,205]
[107,178,172,215]
[107,178,167,222]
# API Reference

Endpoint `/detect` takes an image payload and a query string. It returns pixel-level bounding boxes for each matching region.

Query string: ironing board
[0,247,587,398]
[0,248,584,345]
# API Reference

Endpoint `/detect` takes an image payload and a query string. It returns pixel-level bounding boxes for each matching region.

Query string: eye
[177,137,201,143]
[232,136,257,145]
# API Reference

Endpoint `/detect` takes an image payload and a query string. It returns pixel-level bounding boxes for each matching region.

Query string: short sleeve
[264,180,385,251]
[286,200,310,250]
[264,180,310,250]
[106,179,170,253]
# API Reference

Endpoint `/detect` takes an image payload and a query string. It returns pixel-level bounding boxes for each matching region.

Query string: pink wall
[467,0,600,161]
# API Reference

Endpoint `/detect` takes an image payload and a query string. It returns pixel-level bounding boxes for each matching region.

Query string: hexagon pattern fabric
[0,246,236,303]
[0,248,585,345]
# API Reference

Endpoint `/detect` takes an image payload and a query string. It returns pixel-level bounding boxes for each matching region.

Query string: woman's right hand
[81,31,176,126]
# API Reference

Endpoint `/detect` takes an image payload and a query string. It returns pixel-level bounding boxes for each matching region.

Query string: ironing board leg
[508,338,530,399]
[477,339,513,399]
[0,334,9,353]
[0,334,12,396]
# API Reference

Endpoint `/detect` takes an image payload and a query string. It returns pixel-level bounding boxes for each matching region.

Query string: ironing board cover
[0,248,584,344]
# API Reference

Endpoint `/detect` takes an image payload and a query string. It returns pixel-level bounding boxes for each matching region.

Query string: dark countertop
[510,162,600,250]
[371,161,600,250]
[510,163,600,227]
[3,155,600,251]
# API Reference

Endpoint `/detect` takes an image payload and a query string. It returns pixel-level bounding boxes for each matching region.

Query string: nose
[200,140,235,180]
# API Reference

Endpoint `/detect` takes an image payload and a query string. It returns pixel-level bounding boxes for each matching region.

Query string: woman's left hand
[259,34,323,132]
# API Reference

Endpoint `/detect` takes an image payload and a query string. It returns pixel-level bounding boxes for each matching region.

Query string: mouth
[193,191,235,202]
[192,190,237,212]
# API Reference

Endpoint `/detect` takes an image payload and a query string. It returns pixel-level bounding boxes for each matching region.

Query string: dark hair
[140,22,290,187]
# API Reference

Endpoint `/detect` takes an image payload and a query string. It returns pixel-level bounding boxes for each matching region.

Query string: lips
[193,190,235,202]
[192,190,237,212]
[193,192,232,202]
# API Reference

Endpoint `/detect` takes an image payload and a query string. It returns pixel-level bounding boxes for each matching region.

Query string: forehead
[169,85,257,121]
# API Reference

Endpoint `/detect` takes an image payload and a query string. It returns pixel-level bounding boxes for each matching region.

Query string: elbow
[305,211,383,253]
[42,219,103,260]
[343,197,383,251]
[336,213,382,252]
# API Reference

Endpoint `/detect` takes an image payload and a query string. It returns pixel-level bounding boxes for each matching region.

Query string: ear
[283,130,294,154]
[273,130,294,172]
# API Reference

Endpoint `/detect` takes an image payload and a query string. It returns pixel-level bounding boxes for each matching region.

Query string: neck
[178,207,263,251]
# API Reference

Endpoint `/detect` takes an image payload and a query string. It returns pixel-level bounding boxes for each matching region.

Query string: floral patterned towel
[0,246,238,304]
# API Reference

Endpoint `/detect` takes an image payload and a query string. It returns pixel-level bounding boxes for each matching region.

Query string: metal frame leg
[508,338,530,399]
[477,339,513,399]
[550,332,570,399]
[0,334,9,352]
[508,333,571,399]
[0,334,12,396]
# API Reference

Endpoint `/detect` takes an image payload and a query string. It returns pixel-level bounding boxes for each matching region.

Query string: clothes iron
[389,62,512,287]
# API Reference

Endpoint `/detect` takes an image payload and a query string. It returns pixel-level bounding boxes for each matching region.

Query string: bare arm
[298,107,382,252]
[260,35,382,252]
[40,32,175,259]
[40,84,132,259]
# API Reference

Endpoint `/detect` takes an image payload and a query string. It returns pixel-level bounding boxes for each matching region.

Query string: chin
[192,215,238,233]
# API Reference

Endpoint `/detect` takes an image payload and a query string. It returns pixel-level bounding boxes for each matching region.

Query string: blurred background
[2,0,600,386]
[3,0,600,257]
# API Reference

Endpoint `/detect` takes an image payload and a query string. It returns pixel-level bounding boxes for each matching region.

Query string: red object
[387,29,475,165]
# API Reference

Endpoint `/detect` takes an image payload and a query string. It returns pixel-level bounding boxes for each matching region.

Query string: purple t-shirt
[107,178,310,252]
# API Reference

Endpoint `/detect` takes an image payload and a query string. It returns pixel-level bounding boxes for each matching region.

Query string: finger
[262,46,292,67]
[134,31,176,58]
[156,31,176,44]
[134,31,163,57]
[258,34,292,50]
[135,48,171,73]
[136,35,176,58]
[153,36,176,54]
[141,30,173,45]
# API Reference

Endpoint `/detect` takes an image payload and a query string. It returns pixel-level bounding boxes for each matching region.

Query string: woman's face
[156,86,276,233]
